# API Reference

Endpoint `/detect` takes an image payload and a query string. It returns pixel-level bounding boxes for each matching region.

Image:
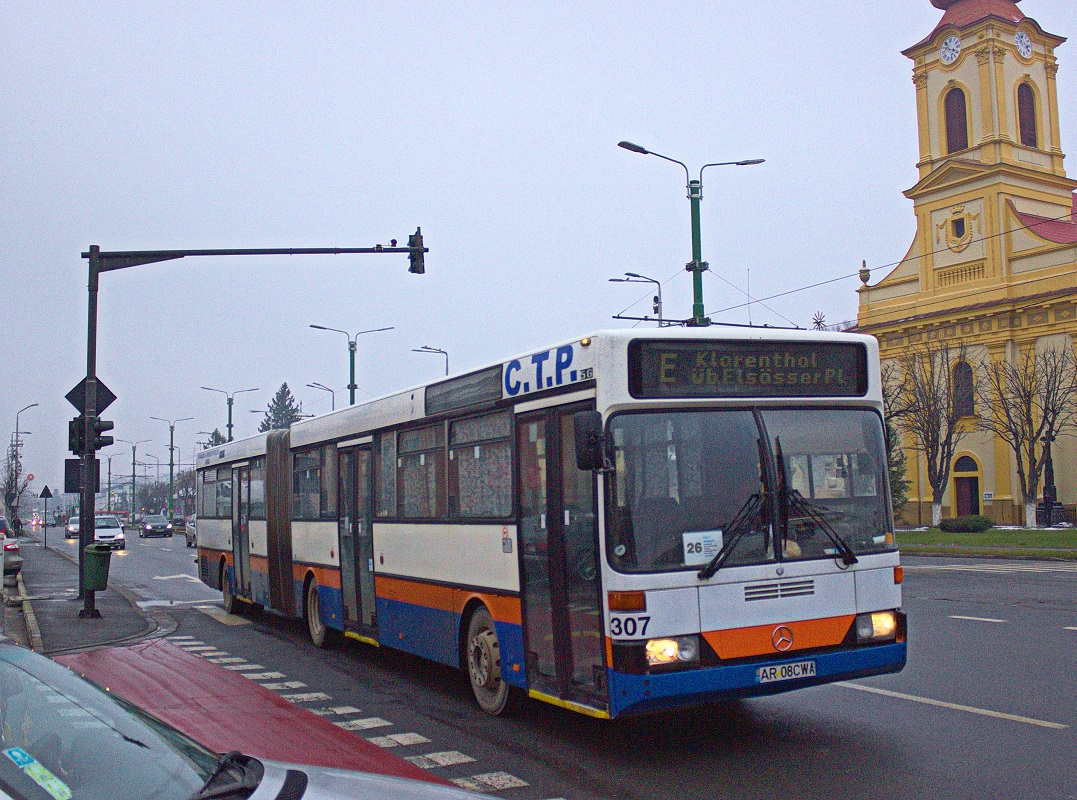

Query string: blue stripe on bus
[372,596,528,689]
[251,570,271,608]
[608,642,907,717]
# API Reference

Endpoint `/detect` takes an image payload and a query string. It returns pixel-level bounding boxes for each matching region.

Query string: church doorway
[952,455,980,517]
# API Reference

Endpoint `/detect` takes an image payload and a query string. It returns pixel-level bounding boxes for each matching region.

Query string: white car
[92,515,126,550]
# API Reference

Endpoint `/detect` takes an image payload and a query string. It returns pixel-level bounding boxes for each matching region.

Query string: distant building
[856,0,1077,525]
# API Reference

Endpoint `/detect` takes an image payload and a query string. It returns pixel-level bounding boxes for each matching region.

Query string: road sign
[26,474,33,481]
[66,377,116,415]
[65,459,100,494]
[39,486,52,499]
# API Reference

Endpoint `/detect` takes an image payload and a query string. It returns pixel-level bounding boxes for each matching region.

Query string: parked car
[3,536,22,579]
[0,518,12,539]
[140,514,173,538]
[0,642,484,800]
[185,515,197,548]
[93,515,126,550]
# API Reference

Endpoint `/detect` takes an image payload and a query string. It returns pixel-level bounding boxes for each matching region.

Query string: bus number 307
[610,616,650,637]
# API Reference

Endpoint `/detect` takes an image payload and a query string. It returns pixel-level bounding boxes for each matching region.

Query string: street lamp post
[150,416,193,517]
[617,141,763,327]
[115,438,150,523]
[310,325,394,405]
[609,272,664,326]
[11,403,38,517]
[307,382,336,411]
[412,345,449,375]
[201,387,258,442]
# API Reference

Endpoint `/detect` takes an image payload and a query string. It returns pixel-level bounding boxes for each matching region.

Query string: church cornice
[903,2,1065,58]
[855,285,1077,334]
[904,158,1077,200]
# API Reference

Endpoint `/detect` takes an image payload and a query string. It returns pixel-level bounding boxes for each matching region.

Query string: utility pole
[151,416,193,517]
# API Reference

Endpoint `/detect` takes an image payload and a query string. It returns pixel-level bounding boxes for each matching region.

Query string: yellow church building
[855,0,1077,525]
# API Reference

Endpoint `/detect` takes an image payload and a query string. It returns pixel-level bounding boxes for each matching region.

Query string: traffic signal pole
[79,246,101,618]
[75,236,427,620]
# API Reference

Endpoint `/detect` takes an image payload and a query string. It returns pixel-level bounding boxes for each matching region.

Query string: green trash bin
[83,544,112,591]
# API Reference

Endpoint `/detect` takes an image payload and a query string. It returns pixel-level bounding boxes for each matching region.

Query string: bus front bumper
[608,641,907,717]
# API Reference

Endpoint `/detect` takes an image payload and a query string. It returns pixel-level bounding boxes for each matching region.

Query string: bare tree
[880,362,910,516]
[890,341,976,527]
[977,343,1077,527]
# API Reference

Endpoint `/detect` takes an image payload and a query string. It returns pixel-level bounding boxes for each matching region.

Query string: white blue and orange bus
[195,327,906,718]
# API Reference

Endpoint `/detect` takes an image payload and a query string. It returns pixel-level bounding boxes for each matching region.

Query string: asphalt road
[29,535,1077,799]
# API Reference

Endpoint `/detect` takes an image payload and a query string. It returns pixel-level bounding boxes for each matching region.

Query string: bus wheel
[220,562,239,616]
[466,607,516,715]
[305,577,328,648]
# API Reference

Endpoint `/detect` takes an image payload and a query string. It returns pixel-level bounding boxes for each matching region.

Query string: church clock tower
[856,0,1077,526]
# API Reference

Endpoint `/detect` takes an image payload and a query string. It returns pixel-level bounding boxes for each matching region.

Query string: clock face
[1015,31,1033,58]
[941,35,962,64]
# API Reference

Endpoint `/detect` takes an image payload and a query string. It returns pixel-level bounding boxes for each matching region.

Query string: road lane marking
[406,751,476,768]
[329,706,361,715]
[1065,626,1077,631]
[241,672,285,680]
[262,681,307,690]
[335,717,391,731]
[452,773,529,792]
[166,635,195,640]
[835,682,1068,729]
[152,574,201,583]
[223,664,265,671]
[949,615,1007,623]
[196,605,251,626]
[282,692,331,702]
[905,564,1077,574]
[208,657,246,664]
[177,645,217,651]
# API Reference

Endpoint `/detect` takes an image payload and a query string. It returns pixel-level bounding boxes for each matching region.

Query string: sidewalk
[14,529,155,654]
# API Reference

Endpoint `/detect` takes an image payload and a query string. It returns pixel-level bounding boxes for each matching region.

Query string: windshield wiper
[697,493,764,580]
[189,752,260,800]
[786,490,858,566]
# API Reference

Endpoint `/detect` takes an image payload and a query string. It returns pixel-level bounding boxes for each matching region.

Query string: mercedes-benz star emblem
[771,626,794,652]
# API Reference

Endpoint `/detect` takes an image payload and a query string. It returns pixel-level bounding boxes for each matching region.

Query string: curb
[20,531,162,654]
[18,572,44,653]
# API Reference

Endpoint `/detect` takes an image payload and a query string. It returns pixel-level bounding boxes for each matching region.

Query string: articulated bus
[195,328,906,718]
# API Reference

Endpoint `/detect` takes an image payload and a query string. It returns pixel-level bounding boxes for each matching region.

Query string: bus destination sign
[629,339,868,399]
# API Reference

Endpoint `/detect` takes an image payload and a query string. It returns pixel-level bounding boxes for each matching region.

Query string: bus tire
[305,576,328,648]
[221,561,239,616]
[465,607,517,716]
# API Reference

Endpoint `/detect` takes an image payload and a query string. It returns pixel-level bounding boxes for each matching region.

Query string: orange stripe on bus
[375,575,455,613]
[702,615,854,660]
[292,564,342,590]
[249,555,269,571]
[374,576,522,625]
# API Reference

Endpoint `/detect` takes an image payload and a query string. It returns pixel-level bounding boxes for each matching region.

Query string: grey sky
[2,1,1074,498]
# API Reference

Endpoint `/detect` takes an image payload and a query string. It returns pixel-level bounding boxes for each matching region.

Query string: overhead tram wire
[703,208,1077,320]
[703,269,800,328]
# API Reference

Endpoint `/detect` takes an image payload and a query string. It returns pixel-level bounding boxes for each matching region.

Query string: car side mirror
[573,411,607,471]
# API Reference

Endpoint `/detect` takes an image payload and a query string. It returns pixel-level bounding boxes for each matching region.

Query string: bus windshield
[605,408,894,573]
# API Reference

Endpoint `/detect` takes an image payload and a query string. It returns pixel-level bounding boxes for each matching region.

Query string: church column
[1045,55,1064,170]
[976,47,995,146]
[913,67,932,177]
[990,45,1010,142]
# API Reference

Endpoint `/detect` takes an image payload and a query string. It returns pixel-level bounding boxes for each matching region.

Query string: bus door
[338,446,376,632]
[518,403,606,705]
[231,465,252,598]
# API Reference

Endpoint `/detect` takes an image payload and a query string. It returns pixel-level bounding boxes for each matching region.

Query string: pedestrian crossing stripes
[164,634,532,793]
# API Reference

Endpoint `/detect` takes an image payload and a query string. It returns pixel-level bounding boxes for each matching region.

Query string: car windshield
[67,518,79,527]
[146,516,167,524]
[605,408,894,573]
[0,645,220,800]
[94,517,121,529]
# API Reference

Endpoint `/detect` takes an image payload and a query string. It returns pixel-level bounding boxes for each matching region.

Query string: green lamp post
[618,141,763,327]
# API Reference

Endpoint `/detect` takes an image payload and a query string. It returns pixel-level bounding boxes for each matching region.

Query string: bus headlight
[856,611,897,642]
[645,635,700,666]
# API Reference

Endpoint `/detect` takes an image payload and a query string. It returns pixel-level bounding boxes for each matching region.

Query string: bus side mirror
[573,411,606,471]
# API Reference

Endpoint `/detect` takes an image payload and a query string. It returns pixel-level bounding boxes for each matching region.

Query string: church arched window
[953,456,978,473]
[1017,82,1038,148]
[952,361,974,417]
[945,88,969,153]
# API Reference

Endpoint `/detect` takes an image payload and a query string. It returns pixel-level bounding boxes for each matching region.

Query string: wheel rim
[468,626,501,692]
[307,582,325,639]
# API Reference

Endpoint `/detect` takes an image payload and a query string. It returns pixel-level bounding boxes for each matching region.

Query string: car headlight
[645,635,700,666]
[166,524,172,529]
[855,611,897,642]
[145,525,152,530]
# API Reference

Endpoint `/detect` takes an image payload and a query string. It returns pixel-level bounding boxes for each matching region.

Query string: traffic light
[408,227,425,274]
[90,417,114,450]
[68,416,85,454]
